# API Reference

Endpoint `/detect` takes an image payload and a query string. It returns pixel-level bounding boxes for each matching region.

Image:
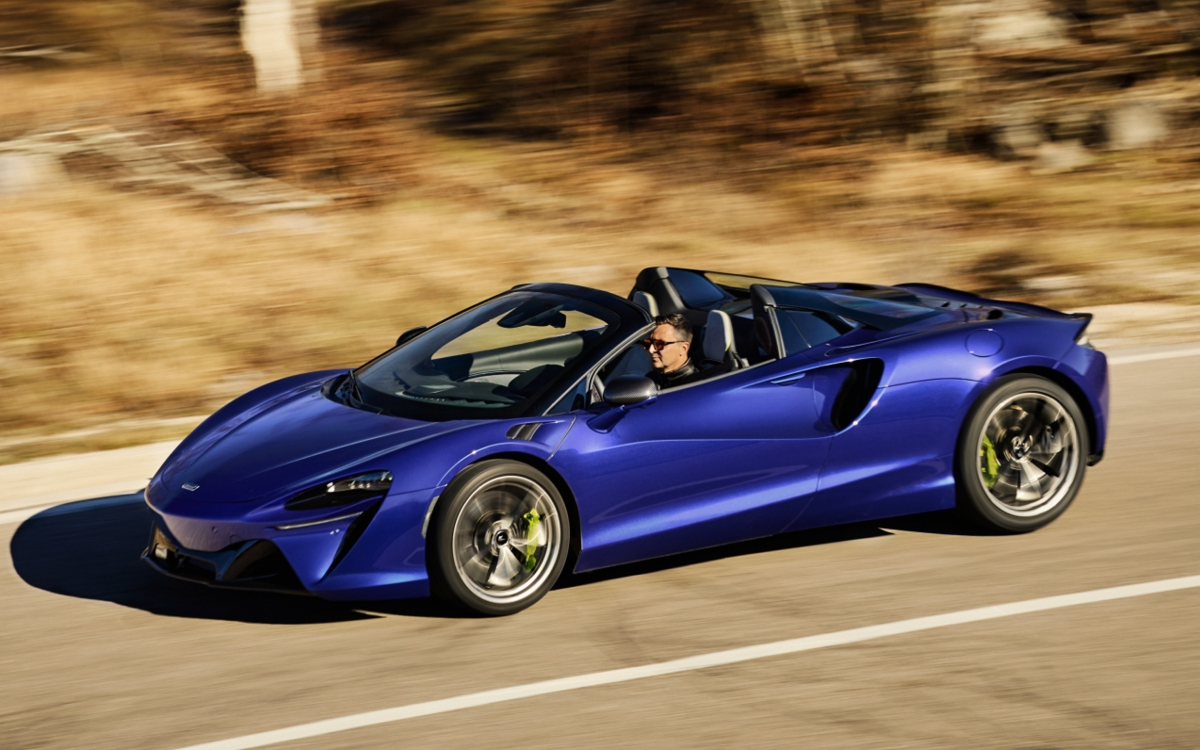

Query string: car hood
[158,385,468,505]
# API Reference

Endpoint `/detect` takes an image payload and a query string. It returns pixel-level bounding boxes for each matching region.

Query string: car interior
[373,269,871,413]
[628,268,758,370]
[627,266,883,362]
[624,267,834,384]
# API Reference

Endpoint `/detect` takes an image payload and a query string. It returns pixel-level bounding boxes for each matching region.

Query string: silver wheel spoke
[1030,451,1063,478]
[993,473,1019,501]
[1016,461,1046,502]
[1039,416,1065,453]
[487,544,523,588]
[465,549,493,578]
[1014,408,1037,442]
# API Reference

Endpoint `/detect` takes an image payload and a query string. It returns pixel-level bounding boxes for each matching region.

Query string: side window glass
[546,378,588,414]
[547,339,653,413]
[599,343,653,389]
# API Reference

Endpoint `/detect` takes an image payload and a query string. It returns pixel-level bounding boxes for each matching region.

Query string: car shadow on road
[558,510,996,588]
[10,497,990,622]
[559,522,895,589]
[878,510,1005,536]
[8,496,390,624]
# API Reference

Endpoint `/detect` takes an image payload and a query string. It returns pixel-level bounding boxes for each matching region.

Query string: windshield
[348,292,617,420]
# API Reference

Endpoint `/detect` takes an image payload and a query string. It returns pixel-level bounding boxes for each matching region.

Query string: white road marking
[170,574,1200,750]
[1108,345,1200,365]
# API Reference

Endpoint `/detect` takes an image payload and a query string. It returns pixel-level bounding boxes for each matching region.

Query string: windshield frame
[343,286,642,422]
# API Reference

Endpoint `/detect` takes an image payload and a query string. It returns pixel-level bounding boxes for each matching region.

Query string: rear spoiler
[897,282,1094,344]
[1069,312,1094,345]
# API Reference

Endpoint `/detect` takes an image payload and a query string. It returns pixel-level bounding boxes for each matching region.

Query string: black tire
[427,460,570,616]
[956,375,1089,533]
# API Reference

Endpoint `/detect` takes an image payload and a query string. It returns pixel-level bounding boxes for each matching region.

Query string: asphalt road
[2,346,1198,750]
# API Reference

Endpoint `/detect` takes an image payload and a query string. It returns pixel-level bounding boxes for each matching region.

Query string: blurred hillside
[10,0,1200,191]
[2,0,1200,459]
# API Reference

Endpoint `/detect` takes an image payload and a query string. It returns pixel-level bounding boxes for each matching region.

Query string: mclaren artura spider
[143,267,1108,615]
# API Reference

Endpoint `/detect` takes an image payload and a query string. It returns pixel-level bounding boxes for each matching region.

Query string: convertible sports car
[143,267,1108,615]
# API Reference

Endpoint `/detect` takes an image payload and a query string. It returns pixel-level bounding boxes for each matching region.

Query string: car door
[550,356,838,572]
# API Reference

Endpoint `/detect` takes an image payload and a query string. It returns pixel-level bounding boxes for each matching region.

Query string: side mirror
[396,326,428,347]
[604,375,658,406]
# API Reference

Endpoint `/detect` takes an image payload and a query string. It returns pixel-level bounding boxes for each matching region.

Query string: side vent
[506,423,543,441]
[830,360,884,431]
[324,501,381,578]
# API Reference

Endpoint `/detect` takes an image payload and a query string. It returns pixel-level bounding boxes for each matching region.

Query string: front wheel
[956,375,1089,532]
[428,460,570,616]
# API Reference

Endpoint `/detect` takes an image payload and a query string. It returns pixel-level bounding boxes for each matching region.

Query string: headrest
[631,291,659,317]
[703,310,733,363]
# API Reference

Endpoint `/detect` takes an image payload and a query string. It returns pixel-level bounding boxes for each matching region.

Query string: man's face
[647,323,690,373]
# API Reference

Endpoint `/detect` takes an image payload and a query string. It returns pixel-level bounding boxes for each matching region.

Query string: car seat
[701,310,747,372]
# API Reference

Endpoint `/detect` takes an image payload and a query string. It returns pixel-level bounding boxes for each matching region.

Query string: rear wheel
[428,460,569,616]
[956,375,1088,532]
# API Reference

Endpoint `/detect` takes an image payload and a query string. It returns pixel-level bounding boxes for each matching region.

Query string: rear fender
[1052,344,1108,460]
[842,317,1085,386]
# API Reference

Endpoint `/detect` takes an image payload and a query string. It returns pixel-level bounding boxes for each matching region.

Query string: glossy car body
[142,267,1109,605]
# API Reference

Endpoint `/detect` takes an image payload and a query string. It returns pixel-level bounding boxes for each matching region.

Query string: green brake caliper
[522,509,541,572]
[981,434,999,488]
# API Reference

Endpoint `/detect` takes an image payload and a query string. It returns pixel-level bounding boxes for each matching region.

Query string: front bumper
[142,484,437,601]
[142,524,307,594]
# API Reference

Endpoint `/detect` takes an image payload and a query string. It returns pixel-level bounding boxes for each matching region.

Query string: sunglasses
[641,338,685,351]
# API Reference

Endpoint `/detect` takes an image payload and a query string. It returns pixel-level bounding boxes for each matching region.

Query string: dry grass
[4,141,1200,456]
[5,51,1200,462]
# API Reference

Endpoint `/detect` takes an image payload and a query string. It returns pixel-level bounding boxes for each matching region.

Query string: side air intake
[830,359,884,431]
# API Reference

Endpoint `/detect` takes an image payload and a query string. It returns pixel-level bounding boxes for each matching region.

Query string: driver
[644,314,700,389]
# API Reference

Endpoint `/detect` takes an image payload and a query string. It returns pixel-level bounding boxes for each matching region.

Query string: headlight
[286,471,393,510]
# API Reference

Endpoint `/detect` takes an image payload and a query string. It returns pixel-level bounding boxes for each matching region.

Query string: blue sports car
[143,267,1109,615]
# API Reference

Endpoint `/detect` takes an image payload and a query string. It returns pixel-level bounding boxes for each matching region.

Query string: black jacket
[649,359,701,390]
